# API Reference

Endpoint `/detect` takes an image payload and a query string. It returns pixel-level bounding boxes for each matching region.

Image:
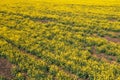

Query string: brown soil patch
[108,17,117,22]
[109,19,117,22]
[35,19,49,23]
[39,20,49,23]
[113,32,120,35]
[0,58,13,80]
[107,31,120,38]
[104,36,120,43]
[92,53,117,63]
[91,46,117,63]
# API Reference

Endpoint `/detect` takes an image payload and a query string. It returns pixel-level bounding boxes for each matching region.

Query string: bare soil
[36,19,49,23]
[108,17,117,22]
[92,53,117,63]
[0,58,13,80]
[91,46,117,63]
[104,36,120,43]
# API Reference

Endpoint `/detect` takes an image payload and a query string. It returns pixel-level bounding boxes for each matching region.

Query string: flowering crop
[0,0,120,80]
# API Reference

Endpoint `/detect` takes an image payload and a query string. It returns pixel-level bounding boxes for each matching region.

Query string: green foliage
[0,0,120,80]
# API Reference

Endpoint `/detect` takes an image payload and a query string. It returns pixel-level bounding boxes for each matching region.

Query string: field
[0,0,120,80]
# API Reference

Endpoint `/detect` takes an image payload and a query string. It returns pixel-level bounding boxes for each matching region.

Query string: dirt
[109,19,117,22]
[40,20,49,23]
[113,32,120,35]
[92,33,120,43]
[107,31,120,38]
[104,36,120,43]
[35,19,49,23]
[91,46,117,63]
[92,53,117,63]
[0,58,13,80]
[108,17,117,22]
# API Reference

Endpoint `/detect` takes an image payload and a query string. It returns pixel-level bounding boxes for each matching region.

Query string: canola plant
[0,0,120,80]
